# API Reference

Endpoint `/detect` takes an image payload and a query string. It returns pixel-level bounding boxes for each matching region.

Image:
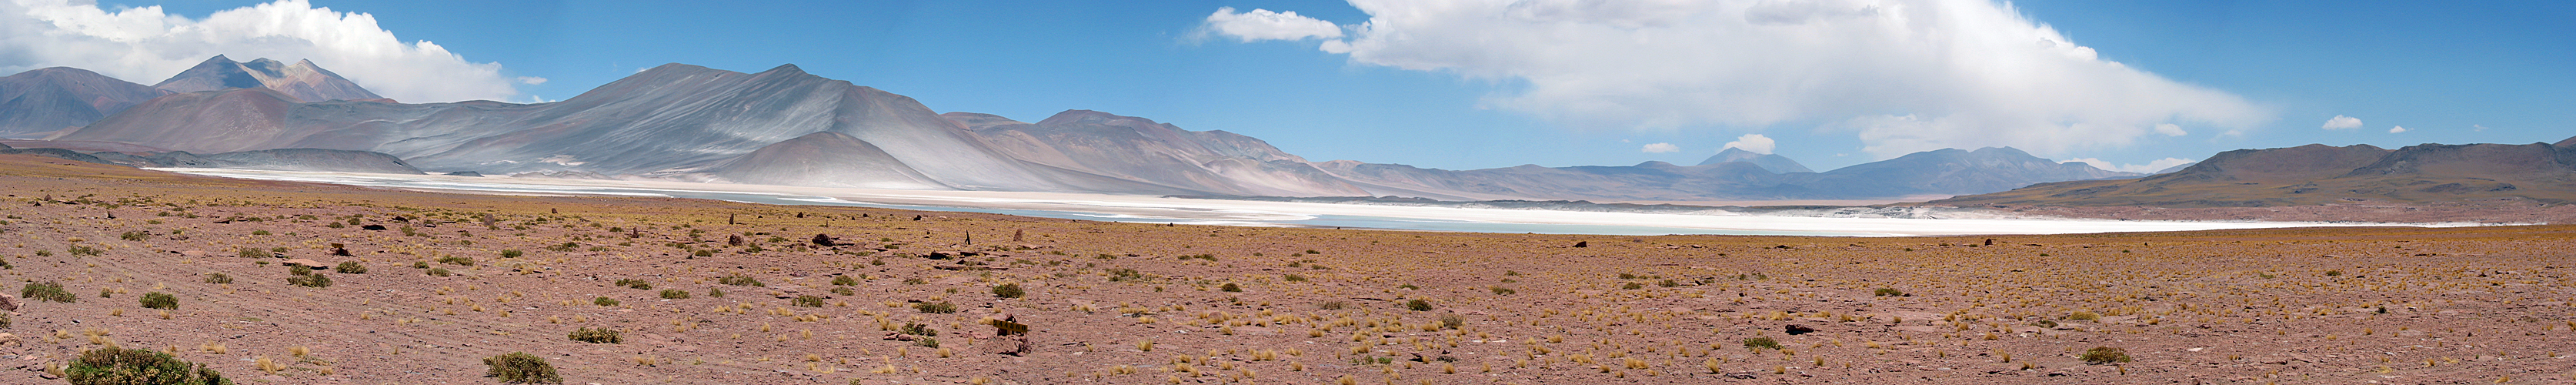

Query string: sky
[3,0,2568,172]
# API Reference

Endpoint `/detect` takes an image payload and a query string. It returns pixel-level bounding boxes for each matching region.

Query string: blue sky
[36,0,2576,172]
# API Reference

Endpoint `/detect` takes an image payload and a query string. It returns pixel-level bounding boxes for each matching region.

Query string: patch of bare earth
[0,155,2571,384]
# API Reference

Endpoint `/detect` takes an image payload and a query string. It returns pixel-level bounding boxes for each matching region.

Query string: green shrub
[614,279,651,290]
[202,273,232,284]
[1620,282,1644,290]
[568,327,622,343]
[65,347,230,385]
[914,337,939,348]
[427,268,453,276]
[2066,311,2101,321]
[899,323,937,336]
[707,287,725,298]
[1283,274,1307,282]
[335,262,367,274]
[138,292,178,310]
[2080,346,2134,364]
[499,249,524,258]
[288,265,312,276]
[1873,288,1907,296]
[118,231,147,241]
[829,286,854,296]
[914,301,956,313]
[991,283,1025,298]
[1488,286,1516,295]
[658,289,690,299]
[286,273,331,288]
[1217,283,1241,293]
[792,296,825,307]
[717,275,763,286]
[1439,314,1466,330]
[592,296,619,306]
[23,281,75,303]
[831,276,857,286]
[1742,337,1783,350]
[482,352,561,383]
[436,256,475,266]
[544,243,578,252]
[1404,299,1433,311]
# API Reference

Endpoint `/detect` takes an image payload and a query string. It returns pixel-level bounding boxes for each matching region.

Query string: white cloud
[2387,126,2407,134]
[2322,115,2363,129]
[1202,7,1343,42]
[2064,157,2195,173]
[2474,124,2488,132]
[516,76,547,85]
[2153,123,2187,136]
[1720,133,1776,154]
[1640,142,1680,153]
[0,0,522,102]
[1231,0,2269,159]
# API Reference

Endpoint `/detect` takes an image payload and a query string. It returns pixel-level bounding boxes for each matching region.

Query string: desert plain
[1,154,2573,384]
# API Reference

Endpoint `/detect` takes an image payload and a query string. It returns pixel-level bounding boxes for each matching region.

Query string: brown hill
[1929,137,2576,208]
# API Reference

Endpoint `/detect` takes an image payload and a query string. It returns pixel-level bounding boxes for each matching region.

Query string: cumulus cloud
[1203,7,1343,42]
[2064,157,2195,174]
[1213,0,2271,159]
[0,0,522,102]
[2321,115,2363,129]
[1640,142,1680,153]
[1720,133,1776,154]
[2387,126,2407,134]
[516,76,546,85]
[2153,123,2187,136]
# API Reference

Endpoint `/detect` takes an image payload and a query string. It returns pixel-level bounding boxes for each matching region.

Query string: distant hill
[1697,148,1813,173]
[154,55,385,102]
[0,67,170,137]
[1927,137,2576,207]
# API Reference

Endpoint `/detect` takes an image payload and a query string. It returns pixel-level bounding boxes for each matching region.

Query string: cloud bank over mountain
[0,0,524,102]
[1205,0,2273,159]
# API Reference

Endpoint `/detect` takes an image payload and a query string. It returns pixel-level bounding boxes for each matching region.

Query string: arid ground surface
[1,153,2573,384]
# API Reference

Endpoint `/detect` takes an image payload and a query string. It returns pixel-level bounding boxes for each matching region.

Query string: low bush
[592,296,619,306]
[792,295,825,307]
[24,281,76,303]
[334,262,367,274]
[1873,288,1907,296]
[1404,299,1433,311]
[717,275,763,286]
[914,301,957,314]
[991,283,1025,299]
[65,347,229,385]
[138,292,178,310]
[482,352,561,383]
[2081,346,2134,364]
[658,289,690,299]
[286,274,331,288]
[202,273,232,284]
[568,327,622,343]
[1743,337,1783,350]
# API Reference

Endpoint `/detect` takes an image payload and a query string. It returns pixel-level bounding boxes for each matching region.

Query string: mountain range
[10,58,2164,203]
[1930,136,2576,207]
[0,55,382,138]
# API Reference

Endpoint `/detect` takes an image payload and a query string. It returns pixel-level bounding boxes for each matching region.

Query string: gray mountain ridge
[50,61,2140,202]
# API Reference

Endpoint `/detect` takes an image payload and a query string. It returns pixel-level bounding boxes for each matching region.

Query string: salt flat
[158,168,2419,236]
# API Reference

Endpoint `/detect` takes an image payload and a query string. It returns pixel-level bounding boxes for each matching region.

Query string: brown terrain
[2,152,2574,384]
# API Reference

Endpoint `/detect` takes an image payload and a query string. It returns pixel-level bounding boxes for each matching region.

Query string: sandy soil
[0,155,2571,384]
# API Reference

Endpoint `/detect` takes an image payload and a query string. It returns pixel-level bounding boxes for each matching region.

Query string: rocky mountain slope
[1928,137,2576,207]
[1697,148,1813,173]
[0,67,171,137]
[152,55,385,102]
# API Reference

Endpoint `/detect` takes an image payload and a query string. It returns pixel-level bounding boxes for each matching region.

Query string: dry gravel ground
[0,154,2573,384]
